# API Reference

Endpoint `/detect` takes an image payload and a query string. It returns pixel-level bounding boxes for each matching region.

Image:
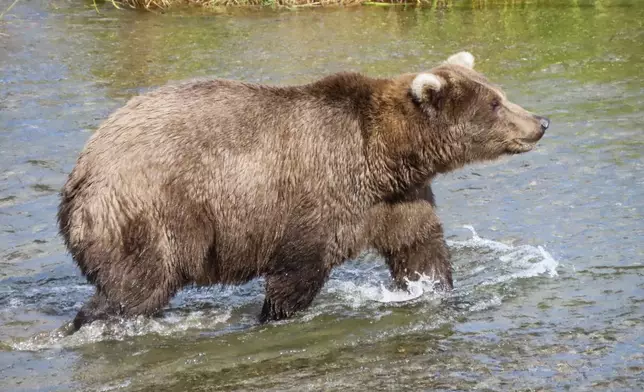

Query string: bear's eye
[491,99,501,113]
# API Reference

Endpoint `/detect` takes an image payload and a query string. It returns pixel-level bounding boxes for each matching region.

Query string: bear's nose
[536,116,550,132]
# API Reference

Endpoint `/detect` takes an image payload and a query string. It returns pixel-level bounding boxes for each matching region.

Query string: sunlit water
[1,1,643,391]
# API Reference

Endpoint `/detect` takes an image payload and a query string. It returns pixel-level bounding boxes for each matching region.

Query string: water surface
[1,1,643,391]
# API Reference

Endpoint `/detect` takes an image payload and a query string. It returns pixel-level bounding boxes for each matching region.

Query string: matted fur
[59,52,549,330]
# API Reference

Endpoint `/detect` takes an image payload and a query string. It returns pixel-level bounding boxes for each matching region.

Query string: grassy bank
[0,0,629,15]
[105,0,378,11]
[107,0,352,10]
[99,0,528,12]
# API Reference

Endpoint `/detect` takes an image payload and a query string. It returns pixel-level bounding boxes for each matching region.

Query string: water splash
[10,309,232,351]
[449,225,558,286]
[448,225,514,252]
[5,225,559,351]
[324,271,440,308]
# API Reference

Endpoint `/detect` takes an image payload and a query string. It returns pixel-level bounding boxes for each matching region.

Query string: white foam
[10,309,232,351]
[469,295,503,312]
[447,225,513,252]
[324,271,442,311]
[506,245,558,279]
[8,297,23,308]
[377,274,439,303]
[99,380,132,392]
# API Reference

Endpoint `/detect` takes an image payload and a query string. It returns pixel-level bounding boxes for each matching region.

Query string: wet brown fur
[58,55,548,330]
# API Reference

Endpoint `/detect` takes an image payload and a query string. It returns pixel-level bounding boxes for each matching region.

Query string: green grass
[102,0,625,12]
[107,0,364,10]
[98,0,501,11]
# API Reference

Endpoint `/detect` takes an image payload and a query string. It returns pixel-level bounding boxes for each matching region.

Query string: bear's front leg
[367,199,452,291]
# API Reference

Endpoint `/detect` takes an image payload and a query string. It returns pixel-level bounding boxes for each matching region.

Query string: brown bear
[58,51,549,331]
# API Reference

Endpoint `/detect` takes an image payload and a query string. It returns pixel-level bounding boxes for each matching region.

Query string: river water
[1,1,642,391]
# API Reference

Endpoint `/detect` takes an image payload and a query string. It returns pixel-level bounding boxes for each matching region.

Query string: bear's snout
[524,115,549,143]
[535,115,550,133]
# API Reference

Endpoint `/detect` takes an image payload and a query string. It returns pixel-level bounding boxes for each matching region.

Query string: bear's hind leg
[73,290,118,331]
[260,264,331,323]
[259,230,334,323]
[72,243,183,332]
[72,275,179,332]
[367,200,452,291]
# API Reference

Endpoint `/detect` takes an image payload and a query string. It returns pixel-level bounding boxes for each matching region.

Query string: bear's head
[409,51,549,172]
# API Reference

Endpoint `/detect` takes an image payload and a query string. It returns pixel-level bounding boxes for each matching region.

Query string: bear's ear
[446,51,475,69]
[411,73,444,102]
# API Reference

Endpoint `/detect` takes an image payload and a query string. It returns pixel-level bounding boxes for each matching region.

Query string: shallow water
[1,1,643,391]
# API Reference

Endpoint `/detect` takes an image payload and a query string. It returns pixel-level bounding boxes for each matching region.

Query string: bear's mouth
[505,138,539,154]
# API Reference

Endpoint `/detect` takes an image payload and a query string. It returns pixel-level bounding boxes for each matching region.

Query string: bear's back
[80,77,369,187]
[62,77,376,262]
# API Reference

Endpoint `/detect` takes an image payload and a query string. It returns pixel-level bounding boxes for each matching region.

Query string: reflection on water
[1,1,643,391]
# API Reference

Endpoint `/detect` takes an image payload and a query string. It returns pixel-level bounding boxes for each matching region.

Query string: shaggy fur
[58,52,549,330]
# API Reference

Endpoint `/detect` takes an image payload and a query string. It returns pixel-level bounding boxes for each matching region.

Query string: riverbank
[105,0,401,11]
[0,0,620,14]
[97,0,532,12]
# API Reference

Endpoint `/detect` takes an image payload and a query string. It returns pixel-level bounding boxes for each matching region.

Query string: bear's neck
[363,76,457,201]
